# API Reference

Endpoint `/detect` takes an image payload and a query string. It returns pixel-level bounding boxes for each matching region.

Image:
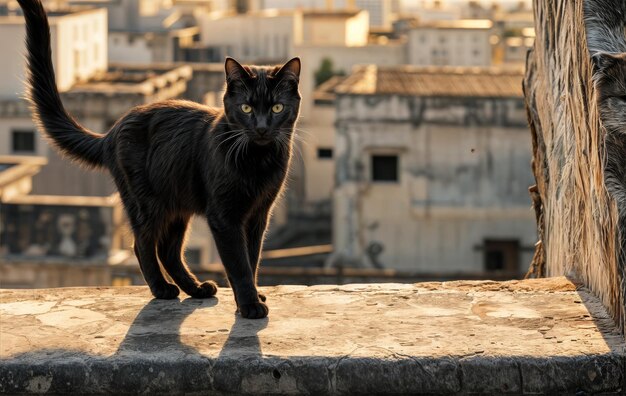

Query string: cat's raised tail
[18,0,105,169]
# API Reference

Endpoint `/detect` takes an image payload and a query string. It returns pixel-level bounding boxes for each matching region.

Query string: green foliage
[314,58,344,87]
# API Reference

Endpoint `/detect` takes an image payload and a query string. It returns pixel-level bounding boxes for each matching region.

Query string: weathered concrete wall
[333,94,536,272]
[0,278,624,394]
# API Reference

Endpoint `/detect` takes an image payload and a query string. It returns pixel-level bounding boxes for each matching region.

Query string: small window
[484,240,520,272]
[485,250,505,271]
[317,148,333,159]
[11,130,35,153]
[371,155,399,182]
[185,248,201,267]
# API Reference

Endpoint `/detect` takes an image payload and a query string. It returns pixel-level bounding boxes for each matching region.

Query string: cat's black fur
[17,0,301,319]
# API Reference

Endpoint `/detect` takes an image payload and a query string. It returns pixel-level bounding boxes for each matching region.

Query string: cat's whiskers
[276,133,302,162]
[224,134,242,165]
[236,136,250,169]
[292,127,314,139]
[278,128,308,161]
[215,129,246,151]
[225,133,249,169]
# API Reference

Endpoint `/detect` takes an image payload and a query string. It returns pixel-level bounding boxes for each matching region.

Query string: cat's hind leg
[113,145,179,299]
[114,177,179,299]
[157,216,217,298]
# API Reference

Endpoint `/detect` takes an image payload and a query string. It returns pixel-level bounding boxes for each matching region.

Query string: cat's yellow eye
[272,103,284,113]
[241,104,252,113]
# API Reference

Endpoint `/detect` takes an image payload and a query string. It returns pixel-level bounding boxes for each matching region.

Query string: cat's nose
[256,128,268,136]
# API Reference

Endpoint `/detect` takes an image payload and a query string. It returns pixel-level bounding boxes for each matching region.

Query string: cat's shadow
[116,297,268,359]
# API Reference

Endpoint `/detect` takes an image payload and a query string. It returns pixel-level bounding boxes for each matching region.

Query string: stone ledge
[0,277,624,395]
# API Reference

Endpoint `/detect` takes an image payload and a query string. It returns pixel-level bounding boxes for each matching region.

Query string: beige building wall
[300,104,336,203]
[333,121,535,272]
[408,22,493,67]
[108,32,154,64]
[198,10,301,62]
[294,30,406,205]
[332,80,535,273]
[302,11,369,47]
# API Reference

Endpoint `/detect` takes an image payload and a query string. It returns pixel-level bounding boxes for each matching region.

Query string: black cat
[17,0,301,319]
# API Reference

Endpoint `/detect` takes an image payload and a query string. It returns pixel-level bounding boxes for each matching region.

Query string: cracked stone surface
[0,277,625,395]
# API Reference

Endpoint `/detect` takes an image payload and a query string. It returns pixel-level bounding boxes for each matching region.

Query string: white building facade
[0,7,108,158]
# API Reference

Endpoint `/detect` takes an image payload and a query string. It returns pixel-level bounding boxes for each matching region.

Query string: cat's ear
[592,52,621,70]
[225,57,250,81]
[275,57,301,81]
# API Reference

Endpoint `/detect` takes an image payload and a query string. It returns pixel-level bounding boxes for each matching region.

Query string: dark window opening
[484,239,520,272]
[317,148,333,159]
[485,250,505,271]
[372,155,399,182]
[11,130,35,153]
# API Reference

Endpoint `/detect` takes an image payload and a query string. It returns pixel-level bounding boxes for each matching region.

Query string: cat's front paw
[189,281,218,298]
[152,283,180,299]
[239,301,269,319]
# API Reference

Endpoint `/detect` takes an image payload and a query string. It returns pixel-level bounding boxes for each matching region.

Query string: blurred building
[492,6,534,66]
[197,9,299,63]
[0,155,129,288]
[295,9,406,118]
[405,0,461,22]
[0,4,232,282]
[301,76,343,205]
[255,0,393,29]
[0,6,110,195]
[64,0,205,64]
[330,65,535,275]
[501,27,534,65]
[407,20,493,66]
[0,6,108,97]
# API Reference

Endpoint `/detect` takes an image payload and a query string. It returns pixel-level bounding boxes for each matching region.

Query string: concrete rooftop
[0,277,625,394]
